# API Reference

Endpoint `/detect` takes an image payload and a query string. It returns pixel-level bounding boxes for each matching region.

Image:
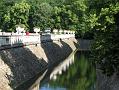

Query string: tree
[1,0,30,32]
[52,5,79,30]
[0,0,17,30]
[89,1,119,76]
[65,0,94,37]
[28,1,53,31]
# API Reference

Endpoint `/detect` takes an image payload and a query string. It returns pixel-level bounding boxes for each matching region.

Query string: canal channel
[39,51,96,90]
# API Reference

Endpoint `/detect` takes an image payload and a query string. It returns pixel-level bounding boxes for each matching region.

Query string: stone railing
[0,32,75,47]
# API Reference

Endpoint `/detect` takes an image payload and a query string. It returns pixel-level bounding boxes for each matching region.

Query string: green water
[40,51,96,90]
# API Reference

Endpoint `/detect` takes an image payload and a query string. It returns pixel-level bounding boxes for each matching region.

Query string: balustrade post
[63,30,67,34]
[34,27,40,34]
[0,29,2,35]
[72,31,75,34]
[59,29,63,34]
[53,29,58,34]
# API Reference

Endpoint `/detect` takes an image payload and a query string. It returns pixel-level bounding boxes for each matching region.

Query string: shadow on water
[40,51,96,90]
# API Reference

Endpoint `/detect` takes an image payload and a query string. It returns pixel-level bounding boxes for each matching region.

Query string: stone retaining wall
[0,38,78,90]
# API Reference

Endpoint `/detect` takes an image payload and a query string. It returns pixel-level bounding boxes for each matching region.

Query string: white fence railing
[0,34,75,46]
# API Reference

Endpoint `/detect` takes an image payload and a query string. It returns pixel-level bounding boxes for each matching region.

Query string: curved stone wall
[0,38,78,90]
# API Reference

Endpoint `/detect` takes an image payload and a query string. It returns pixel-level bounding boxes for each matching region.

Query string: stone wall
[96,69,119,90]
[0,38,78,90]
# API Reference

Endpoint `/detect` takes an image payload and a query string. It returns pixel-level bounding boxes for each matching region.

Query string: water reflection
[40,51,96,90]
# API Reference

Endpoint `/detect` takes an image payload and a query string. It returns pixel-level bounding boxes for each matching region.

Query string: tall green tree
[28,1,53,31]
[89,0,119,76]
[52,5,79,30]
[1,0,30,32]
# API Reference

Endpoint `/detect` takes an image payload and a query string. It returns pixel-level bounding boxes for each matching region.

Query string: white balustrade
[63,30,67,34]
[72,31,75,34]
[0,30,75,47]
[53,29,58,34]
[16,26,25,34]
[67,30,70,34]
[0,32,2,35]
[59,30,63,34]
[34,27,40,34]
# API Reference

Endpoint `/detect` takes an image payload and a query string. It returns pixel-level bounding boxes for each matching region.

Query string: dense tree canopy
[52,5,79,30]
[90,1,119,76]
[0,0,90,32]
[28,2,53,31]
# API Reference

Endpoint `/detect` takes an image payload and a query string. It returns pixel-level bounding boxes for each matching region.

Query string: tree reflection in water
[40,51,96,90]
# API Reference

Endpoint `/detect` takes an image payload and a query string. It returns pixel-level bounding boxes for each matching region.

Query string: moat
[40,51,96,90]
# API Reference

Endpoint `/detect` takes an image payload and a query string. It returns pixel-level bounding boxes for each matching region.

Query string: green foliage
[49,51,96,90]
[67,0,95,37]
[90,1,119,76]
[39,3,53,29]
[0,0,91,33]
[28,1,53,31]
[1,0,30,32]
[52,5,79,30]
